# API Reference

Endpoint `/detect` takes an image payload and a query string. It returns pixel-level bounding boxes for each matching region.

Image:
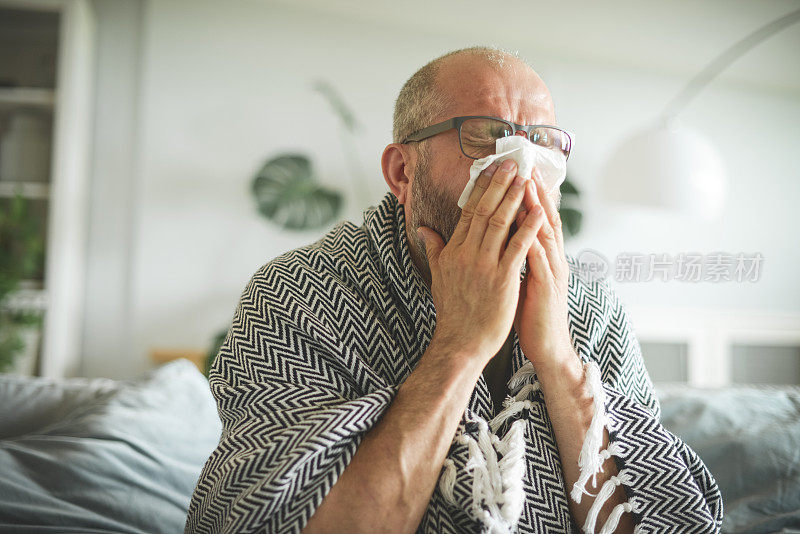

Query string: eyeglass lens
[458,118,570,160]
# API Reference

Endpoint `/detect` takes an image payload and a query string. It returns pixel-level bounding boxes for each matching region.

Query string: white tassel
[571,360,609,504]
[476,420,504,501]
[439,458,458,505]
[496,420,526,523]
[463,426,504,526]
[571,470,598,503]
[455,414,528,531]
[597,441,627,473]
[598,497,640,534]
[465,437,485,473]
[570,441,625,504]
[495,419,525,456]
[514,381,541,401]
[493,365,538,526]
[507,361,537,391]
[465,438,486,517]
[447,360,544,533]
[489,398,534,433]
[572,438,629,503]
[582,469,635,534]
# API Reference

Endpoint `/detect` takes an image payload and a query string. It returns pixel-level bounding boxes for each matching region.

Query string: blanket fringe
[571,360,638,534]
[440,359,639,534]
[583,469,635,533]
[571,360,612,503]
[507,361,537,391]
[598,496,642,534]
[440,458,457,503]
[438,364,538,531]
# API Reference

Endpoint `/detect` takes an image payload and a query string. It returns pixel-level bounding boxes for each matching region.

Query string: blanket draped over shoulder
[186,192,723,533]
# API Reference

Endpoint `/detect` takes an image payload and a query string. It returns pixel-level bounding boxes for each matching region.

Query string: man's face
[406,55,561,272]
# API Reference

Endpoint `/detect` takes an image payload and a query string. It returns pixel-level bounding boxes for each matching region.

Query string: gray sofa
[0,360,798,533]
[0,360,221,533]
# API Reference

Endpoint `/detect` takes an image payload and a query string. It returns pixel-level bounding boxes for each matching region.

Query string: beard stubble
[408,146,463,275]
[407,148,560,277]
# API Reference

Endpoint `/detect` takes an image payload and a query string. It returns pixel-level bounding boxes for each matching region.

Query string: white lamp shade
[600,124,726,219]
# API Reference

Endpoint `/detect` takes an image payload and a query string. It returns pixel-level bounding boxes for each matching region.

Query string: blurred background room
[1,1,800,532]
[3,0,798,385]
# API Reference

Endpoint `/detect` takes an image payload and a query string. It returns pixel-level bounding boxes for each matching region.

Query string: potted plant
[0,192,45,373]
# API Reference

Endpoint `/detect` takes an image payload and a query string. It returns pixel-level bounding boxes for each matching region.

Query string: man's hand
[512,170,575,371]
[417,159,546,364]
[512,171,637,533]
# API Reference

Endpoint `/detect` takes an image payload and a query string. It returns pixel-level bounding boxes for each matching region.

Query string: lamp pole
[660,8,800,124]
[600,7,800,219]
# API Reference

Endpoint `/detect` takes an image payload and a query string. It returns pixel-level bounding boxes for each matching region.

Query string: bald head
[392,47,551,144]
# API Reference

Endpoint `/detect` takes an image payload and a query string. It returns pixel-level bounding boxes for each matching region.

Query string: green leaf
[0,193,45,371]
[251,154,343,231]
[556,175,583,240]
[559,207,583,239]
[560,177,580,197]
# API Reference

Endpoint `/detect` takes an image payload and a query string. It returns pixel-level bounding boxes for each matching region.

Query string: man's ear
[381,143,415,205]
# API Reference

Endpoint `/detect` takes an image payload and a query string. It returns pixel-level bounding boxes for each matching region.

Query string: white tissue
[457,135,567,209]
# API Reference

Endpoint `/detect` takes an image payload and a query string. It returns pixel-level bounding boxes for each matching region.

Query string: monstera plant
[251,154,342,231]
[250,80,362,233]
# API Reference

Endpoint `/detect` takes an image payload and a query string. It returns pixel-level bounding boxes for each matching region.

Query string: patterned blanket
[186,192,723,533]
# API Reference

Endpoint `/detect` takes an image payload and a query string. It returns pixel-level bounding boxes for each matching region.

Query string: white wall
[80,0,800,378]
[80,0,142,378]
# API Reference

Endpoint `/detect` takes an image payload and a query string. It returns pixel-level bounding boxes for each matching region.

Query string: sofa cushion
[0,359,222,533]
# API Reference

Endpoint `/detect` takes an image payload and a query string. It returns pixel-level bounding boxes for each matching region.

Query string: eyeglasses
[401,115,573,161]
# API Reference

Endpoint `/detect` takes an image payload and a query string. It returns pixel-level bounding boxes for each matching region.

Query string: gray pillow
[657,383,800,534]
[0,359,222,533]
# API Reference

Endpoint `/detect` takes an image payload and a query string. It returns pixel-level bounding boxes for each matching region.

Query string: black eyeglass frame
[401,115,574,161]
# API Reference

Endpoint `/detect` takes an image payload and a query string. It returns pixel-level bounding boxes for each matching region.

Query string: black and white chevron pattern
[185,192,723,533]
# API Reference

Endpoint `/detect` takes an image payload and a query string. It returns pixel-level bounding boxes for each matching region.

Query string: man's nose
[514,130,529,140]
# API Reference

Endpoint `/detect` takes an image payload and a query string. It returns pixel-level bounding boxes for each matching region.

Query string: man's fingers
[417,226,443,267]
[532,170,566,261]
[480,174,527,257]
[500,204,545,274]
[526,228,552,289]
[515,208,526,228]
[464,159,518,250]
[451,163,499,246]
[529,174,565,280]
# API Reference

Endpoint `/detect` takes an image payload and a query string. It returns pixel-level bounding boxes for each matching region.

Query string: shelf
[0,286,48,313]
[17,279,44,291]
[0,87,56,108]
[0,0,96,378]
[0,181,50,199]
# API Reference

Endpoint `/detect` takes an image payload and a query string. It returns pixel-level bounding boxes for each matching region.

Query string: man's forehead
[435,54,555,124]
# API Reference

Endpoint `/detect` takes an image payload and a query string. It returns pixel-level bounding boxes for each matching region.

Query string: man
[186,47,723,533]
